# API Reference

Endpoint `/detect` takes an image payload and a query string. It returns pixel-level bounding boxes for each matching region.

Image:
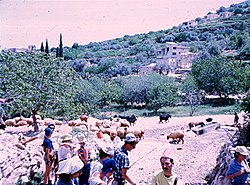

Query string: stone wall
[0,131,44,185]
[207,118,250,185]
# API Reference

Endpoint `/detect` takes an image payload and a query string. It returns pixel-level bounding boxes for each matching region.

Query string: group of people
[17,121,250,185]
[1,96,249,185]
[22,123,140,185]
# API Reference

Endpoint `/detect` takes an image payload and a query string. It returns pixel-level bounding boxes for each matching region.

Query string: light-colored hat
[235,146,249,156]
[77,133,86,143]
[102,145,115,156]
[125,133,137,142]
[94,138,114,156]
[57,155,84,174]
[61,134,73,142]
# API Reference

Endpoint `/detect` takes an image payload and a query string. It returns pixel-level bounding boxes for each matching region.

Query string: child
[43,127,55,185]
[77,133,91,185]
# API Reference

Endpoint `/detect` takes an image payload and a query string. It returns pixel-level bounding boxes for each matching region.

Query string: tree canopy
[0,52,83,131]
[191,56,247,98]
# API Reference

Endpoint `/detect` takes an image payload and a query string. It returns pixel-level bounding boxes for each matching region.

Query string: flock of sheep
[4,114,145,142]
[3,114,220,144]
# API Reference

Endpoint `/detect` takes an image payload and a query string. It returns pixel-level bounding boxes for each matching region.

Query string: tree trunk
[32,111,39,132]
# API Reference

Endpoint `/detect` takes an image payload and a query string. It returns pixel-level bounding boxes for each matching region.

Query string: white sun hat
[57,155,84,174]
[235,146,249,156]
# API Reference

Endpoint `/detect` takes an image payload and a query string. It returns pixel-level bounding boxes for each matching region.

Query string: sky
[0,0,244,49]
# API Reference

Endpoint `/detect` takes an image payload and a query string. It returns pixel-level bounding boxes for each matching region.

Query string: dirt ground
[126,113,243,184]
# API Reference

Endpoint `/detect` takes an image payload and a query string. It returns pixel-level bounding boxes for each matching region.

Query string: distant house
[219,11,233,19]
[204,13,219,20]
[3,45,36,53]
[182,20,197,28]
[156,42,196,69]
[138,63,156,75]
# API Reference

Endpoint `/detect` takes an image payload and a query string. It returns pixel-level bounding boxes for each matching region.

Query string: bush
[202,98,236,106]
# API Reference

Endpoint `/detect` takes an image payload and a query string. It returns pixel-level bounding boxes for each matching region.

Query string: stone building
[182,20,197,28]
[156,42,196,69]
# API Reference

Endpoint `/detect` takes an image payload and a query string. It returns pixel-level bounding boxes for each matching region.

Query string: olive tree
[191,56,246,98]
[0,52,82,131]
[180,75,202,116]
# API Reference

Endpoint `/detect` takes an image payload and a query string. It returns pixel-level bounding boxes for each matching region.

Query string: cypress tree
[45,39,49,54]
[56,47,59,58]
[59,33,63,58]
[40,42,44,52]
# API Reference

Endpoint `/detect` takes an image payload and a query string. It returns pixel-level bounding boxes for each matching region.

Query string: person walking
[152,154,183,185]
[112,133,138,185]
[234,112,240,125]
[226,146,250,185]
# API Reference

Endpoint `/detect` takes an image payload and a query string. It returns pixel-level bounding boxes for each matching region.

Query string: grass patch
[100,104,241,117]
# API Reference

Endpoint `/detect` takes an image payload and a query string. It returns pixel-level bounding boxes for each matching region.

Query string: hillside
[58,1,250,78]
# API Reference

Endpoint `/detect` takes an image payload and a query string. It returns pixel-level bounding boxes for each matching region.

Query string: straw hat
[61,134,73,142]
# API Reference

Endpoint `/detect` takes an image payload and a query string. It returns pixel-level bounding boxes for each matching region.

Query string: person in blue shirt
[226,146,250,185]
[43,127,55,185]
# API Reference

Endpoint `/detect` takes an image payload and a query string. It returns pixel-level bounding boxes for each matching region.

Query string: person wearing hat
[21,123,61,184]
[90,143,114,178]
[42,127,55,185]
[226,146,250,185]
[152,155,183,185]
[112,133,138,185]
[77,133,91,185]
[21,123,58,146]
[89,158,117,185]
[58,134,75,162]
[57,155,84,185]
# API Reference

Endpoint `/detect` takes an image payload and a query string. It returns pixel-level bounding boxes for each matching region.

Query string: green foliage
[238,37,250,60]
[0,52,83,129]
[114,74,179,112]
[57,1,249,79]
[241,94,250,113]
[15,171,43,185]
[147,81,179,112]
[191,56,247,97]
[180,75,202,116]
